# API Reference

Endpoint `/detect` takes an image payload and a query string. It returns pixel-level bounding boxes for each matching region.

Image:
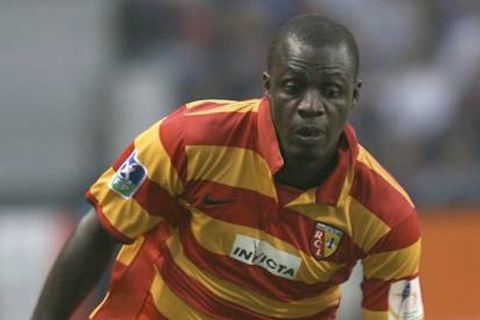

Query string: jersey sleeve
[361,211,424,320]
[86,111,186,243]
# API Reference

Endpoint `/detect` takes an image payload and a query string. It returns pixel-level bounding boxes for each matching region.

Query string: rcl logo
[310,222,343,259]
[311,228,325,258]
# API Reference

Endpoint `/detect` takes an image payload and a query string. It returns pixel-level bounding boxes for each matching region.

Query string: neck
[275,150,338,190]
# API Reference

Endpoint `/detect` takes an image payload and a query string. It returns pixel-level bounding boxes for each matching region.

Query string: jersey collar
[257,96,359,206]
[257,97,284,174]
[315,124,358,205]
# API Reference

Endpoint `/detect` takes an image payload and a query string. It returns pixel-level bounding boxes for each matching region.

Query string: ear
[262,71,271,95]
[352,79,363,108]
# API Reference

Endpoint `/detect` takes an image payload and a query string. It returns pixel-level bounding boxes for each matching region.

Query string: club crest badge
[311,222,344,259]
[110,151,147,199]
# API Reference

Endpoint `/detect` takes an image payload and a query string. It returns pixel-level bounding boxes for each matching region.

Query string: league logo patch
[110,151,147,199]
[388,277,424,320]
[311,222,344,259]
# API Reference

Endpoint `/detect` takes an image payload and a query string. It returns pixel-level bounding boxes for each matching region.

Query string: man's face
[264,38,361,163]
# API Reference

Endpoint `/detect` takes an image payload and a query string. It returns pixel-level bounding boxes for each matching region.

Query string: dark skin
[32,209,118,319]
[263,36,362,190]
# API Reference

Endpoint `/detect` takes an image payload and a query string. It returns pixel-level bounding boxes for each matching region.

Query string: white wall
[0,207,73,319]
[0,1,114,202]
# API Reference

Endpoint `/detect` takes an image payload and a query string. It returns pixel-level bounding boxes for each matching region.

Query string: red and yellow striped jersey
[86,98,423,319]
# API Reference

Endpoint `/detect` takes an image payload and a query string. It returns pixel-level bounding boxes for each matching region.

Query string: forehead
[274,37,355,78]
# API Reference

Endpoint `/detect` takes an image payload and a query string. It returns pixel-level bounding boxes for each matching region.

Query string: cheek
[331,101,352,121]
[273,110,290,137]
[272,98,296,124]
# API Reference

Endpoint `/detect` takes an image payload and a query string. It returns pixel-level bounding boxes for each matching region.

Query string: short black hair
[267,14,359,77]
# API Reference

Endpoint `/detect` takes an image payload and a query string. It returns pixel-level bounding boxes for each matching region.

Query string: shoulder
[184,98,261,114]
[155,98,263,182]
[350,145,416,228]
[161,98,262,147]
[162,98,262,126]
[183,98,262,129]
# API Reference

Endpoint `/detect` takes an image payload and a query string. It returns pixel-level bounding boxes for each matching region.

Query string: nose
[297,89,325,118]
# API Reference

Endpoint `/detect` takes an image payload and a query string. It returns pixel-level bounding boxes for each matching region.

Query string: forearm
[32,209,119,319]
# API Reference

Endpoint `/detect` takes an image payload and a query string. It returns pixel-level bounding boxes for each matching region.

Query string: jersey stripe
[361,277,390,310]
[369,213,420,254]
[362,239,421,280]
[183,184,358,265]
[315,137,353,205]
[357,146,414,207]
[88,120,184,243]
[159,246,277,320]
[351,161,414,228]
[183,188,359,264]
[185,98,260,115]
[348,197,391,253]
[116,236,145,266]
[89,167,162,240]
[133,178,181,220]
[160,107,189,184]
[185,99,234,109]
[186,145,277,200]
[186,111,258,149]
[134,119,184,196]
[89,291,110,319]
[182,182,276,229]
[256,98,284,173]
[297,306,340,320]
[87,191,132,243]
[111,143,135,171]
[164,229,341,318]
[285,188,316,206]
[362,309,388,320]
[149,268,210,319]
[91,244,156,318]
[141,293,168,320]
[186,208,346,285]
[91,222,173,319]
[179,216,344,300]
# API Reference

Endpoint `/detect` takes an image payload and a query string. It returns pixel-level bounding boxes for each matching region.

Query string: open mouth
[291,126,327,147]
[294,126,325,139]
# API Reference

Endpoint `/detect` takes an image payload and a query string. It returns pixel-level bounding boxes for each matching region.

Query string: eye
[323,85,342,99]
[282,80,303,95]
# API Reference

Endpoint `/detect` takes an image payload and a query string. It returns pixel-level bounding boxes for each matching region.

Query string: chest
[179,145,360,283]
[179,182,358,284]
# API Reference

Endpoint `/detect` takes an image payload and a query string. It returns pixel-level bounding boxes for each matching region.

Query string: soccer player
[33,14,424,319]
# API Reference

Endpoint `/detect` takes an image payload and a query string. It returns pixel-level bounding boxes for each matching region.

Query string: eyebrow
[310,66,350,77]
[284,63,309,74]
[284,65,350,83]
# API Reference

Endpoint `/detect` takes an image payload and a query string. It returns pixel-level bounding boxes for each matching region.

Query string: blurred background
[1,0,479,319]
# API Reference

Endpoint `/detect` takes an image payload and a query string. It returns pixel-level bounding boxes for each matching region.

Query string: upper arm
[76,207,119,244]
[361,212,424,320]
[86,116,186,243]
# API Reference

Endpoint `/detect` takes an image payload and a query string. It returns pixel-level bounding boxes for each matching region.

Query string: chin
[286,145,323,163]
